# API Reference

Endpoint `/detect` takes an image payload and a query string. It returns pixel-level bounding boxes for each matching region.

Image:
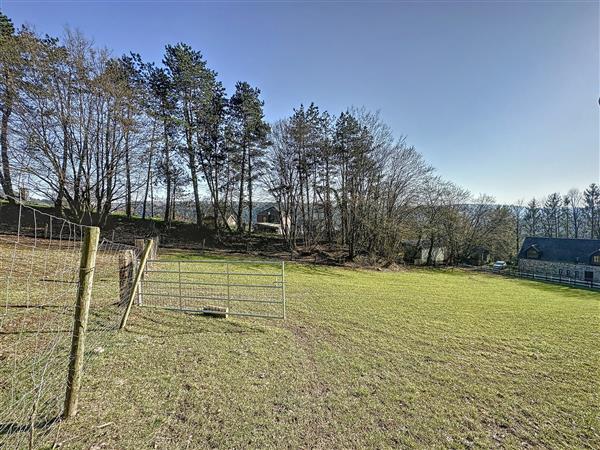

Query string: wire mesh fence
[141,259,286,319]
[0,198,141,449]
[475,265,600,291]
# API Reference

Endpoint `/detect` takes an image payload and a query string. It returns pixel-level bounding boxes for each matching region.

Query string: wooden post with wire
[119,249,136,306]
[282,261,286,320]
[63,226,100,419]
[119,239,154,330]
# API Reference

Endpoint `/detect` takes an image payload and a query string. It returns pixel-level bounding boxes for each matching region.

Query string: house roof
[518,237,600,264]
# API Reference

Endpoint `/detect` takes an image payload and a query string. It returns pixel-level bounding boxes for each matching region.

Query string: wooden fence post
[119,240,154,330]
[63,226,100,419]
[137,237,159,260]
[282,261,286,320]
[151,236,159,260]
[134,238,145,253]
[119,249,136,306]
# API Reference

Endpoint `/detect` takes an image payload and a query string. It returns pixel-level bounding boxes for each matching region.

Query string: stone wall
[518,259,600,282]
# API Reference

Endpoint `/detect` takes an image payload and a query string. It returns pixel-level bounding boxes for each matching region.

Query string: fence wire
[0,197,141,449]
[475,265,600,291]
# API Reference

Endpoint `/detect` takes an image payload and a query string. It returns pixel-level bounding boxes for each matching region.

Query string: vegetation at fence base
[41,256,599,449]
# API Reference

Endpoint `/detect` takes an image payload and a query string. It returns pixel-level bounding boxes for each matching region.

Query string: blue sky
[2,0,598,204]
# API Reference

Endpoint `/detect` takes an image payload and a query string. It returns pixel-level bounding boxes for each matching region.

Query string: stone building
[518,237,600,282]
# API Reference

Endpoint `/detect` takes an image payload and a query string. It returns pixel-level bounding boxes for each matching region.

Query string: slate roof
[518,237,600,264]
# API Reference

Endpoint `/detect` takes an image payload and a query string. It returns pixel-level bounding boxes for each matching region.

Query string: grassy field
[3,248,599,449]
[36,252,597,450]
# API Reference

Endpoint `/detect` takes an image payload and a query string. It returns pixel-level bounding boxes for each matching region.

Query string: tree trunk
[237,144,247,232]
[190,160,202,226]
[142,123,156,220]
[142,156,152,220]
[150,171,154,218]
[183,111,201,226]
[426,236,435,266]
[171,182,177,222]
[325,158,332,244]
[56,124,70,216]
[163,119,171,225]
[0,99,14,202]
[124,125,132,219]
[213,164,220,232]
[247,154,253,235]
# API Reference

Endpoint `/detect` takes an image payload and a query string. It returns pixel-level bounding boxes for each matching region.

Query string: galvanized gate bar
[144,269,281,277]
[141,292,283,304]
[139,259,286,319]
[148,259,282,264]
[142,279,282,288]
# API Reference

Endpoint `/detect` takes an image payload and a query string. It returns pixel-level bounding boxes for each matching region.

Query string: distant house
[254,206,290,235]
[402,240,446,265]
[256,206,280,224]
[202,213,237,229]
[415,246,445,265]
[518,237,600,282]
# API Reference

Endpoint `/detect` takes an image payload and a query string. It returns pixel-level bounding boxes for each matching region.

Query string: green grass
[5,253,600,448]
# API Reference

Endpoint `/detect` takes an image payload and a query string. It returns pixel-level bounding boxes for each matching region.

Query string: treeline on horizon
[0,13,598,264]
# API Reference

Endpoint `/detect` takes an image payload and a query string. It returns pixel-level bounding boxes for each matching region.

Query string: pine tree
[163,43,209,226]
[194,71,228,232]
[0,12,17,201]
[584,183,600,239]
[334,111,372,259]
[524,199,541,237]
[543,193,561,238]
[148,66,178,224]
[562,195,571,238]
[228,82,269,232]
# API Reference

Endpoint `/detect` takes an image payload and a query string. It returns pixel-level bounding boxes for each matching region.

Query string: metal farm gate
[139,259,286,319]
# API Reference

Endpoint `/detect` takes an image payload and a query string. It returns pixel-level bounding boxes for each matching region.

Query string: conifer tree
[228,81,269,231]
[584,183,600,239]
[0,12,17,201]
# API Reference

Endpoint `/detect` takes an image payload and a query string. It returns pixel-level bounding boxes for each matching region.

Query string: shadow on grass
[127,309,268,338]
[1,324,119,335]
[2,304,70,309]
[0,414,60,437]
[469,270,600,301]
[511,278,600,301]
[289,262,346,277]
